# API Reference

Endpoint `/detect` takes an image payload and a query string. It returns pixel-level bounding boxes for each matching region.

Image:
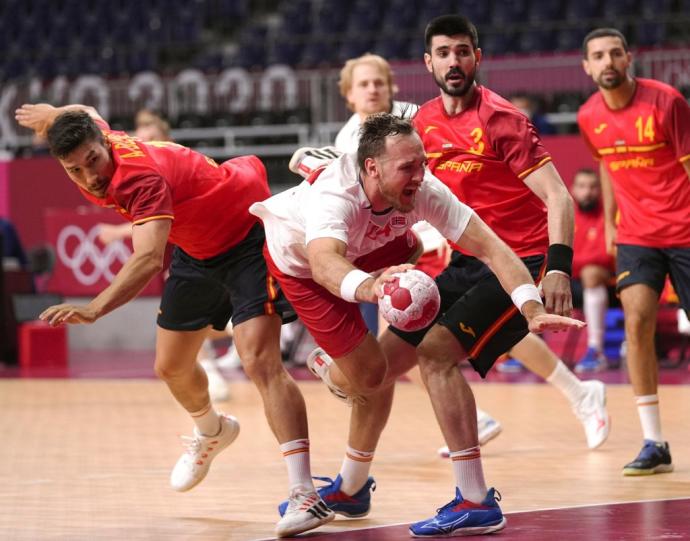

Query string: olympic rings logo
[56,225,131,285]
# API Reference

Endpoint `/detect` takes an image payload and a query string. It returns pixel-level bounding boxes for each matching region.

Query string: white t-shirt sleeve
[417,170,474,244]
[303,183,357,246]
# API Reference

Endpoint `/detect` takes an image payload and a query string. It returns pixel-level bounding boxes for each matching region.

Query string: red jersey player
[15,103,334,537]
[570,168,615,373]
[578,27,690,476]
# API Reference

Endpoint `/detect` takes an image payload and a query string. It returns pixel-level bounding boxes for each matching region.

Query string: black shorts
[616,244,690,312]
[389,251,545,378]
[157,223,295,331]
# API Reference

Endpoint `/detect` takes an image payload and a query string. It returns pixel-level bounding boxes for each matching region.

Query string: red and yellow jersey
[80,122,270,259]
[578,78,690,247]
[572,203,615,278]
[414,86,551,257]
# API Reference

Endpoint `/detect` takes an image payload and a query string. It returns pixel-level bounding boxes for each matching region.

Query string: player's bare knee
[239,350,282,383]
[154,357,191,381]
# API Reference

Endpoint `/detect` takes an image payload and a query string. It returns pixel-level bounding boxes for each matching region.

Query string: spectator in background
[571,168,615,372]
[134,109,172,142]
[0,217,29,271]
[509,92,556,135]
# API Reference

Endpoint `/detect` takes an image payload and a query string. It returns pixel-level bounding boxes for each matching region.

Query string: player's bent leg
[155,326,240,492]
[233,313,309,442]
[154,326,213,412]
[511,333,610,449]
[328,333,388,397]
[417,325,478,451]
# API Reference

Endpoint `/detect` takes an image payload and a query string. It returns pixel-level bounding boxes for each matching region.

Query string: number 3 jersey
[413,86,551,258]
[577,78,690,247]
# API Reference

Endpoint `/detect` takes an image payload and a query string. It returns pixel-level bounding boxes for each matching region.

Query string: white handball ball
[378,269,441,332]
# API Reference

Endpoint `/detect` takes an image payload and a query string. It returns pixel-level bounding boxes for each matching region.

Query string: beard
[432,65,476,97]
[596,68,625,90]
[577,200,599,213]
[378,181,415,213]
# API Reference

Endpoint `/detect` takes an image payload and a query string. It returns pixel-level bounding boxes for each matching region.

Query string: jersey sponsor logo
[56,224,131,285]
[424,125,438,134]
[594,123,608,134]
[442,142,453,149]
[609,156,655,172]
[436,159,483,173]
[616,270,631,283]
[459,322,476,338]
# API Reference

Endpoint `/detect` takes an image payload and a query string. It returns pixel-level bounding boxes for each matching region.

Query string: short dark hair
[47,110,104,159]
[357,113,416,170]
[575,167,597,177]
[582,28,629,58]
[425,14,479,53]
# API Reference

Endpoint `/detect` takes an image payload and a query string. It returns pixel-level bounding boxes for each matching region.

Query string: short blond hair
[338,53,399,108]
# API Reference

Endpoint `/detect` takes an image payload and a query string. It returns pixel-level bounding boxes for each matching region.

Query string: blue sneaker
[278,474,375,518]
[409,487,506,537]
[622,440,674,476]
[496,358,524,373]
[574,347,608,373]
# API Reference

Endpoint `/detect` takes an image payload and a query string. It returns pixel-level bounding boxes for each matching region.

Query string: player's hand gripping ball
[378,269,441,331]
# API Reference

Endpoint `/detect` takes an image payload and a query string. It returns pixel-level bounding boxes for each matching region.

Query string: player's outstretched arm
[40,219,170,326]
[454,213,584,333]
[15,103,106,138]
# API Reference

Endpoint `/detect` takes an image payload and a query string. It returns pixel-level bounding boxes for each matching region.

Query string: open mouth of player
[446,70,465,84]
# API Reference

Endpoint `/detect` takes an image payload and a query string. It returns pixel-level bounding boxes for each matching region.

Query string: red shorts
[264,231,419,358]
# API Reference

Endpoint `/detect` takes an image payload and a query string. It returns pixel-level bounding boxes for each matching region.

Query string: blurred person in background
[509,92,557,135]
[570,168,615,373]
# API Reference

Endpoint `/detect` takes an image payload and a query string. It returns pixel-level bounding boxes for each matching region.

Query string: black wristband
[546,243,573,276]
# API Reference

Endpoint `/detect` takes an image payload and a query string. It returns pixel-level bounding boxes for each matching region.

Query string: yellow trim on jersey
[426,152,443,158]
[517,156,552,179]
[132,215,174,225]
[597,142,666,156]
[679,153,690,163]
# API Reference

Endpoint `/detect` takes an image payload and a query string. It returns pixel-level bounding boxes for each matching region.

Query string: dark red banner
[43,207,163,297]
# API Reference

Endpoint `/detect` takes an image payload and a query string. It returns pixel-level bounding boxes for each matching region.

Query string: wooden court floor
[1,378,689,540]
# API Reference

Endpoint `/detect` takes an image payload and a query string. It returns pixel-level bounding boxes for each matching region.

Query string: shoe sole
[409,516,507,537]
[171,416,240,492]
[622,464,674,476]
[276,511,335,537]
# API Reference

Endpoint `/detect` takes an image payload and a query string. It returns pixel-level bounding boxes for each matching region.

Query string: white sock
[190,403,221,436]
[546,360,586,406]
[636,394,664,442]
[449,446,487,504]
[339,446,374,495]
[280,438,314,491]
[584,285,607,350]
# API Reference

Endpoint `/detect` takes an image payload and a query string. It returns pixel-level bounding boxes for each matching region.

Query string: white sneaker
[170,414,240,491]
[215,344,242,370]
[288,146,341,178]
[437,409,503,457]
[275,486,335,537]
[306,347,364,406]
[200,359,231,402]
[573,380,610,449]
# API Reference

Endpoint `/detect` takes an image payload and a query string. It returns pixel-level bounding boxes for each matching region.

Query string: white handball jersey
[250,152,474,278]
[335,100,447,254]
